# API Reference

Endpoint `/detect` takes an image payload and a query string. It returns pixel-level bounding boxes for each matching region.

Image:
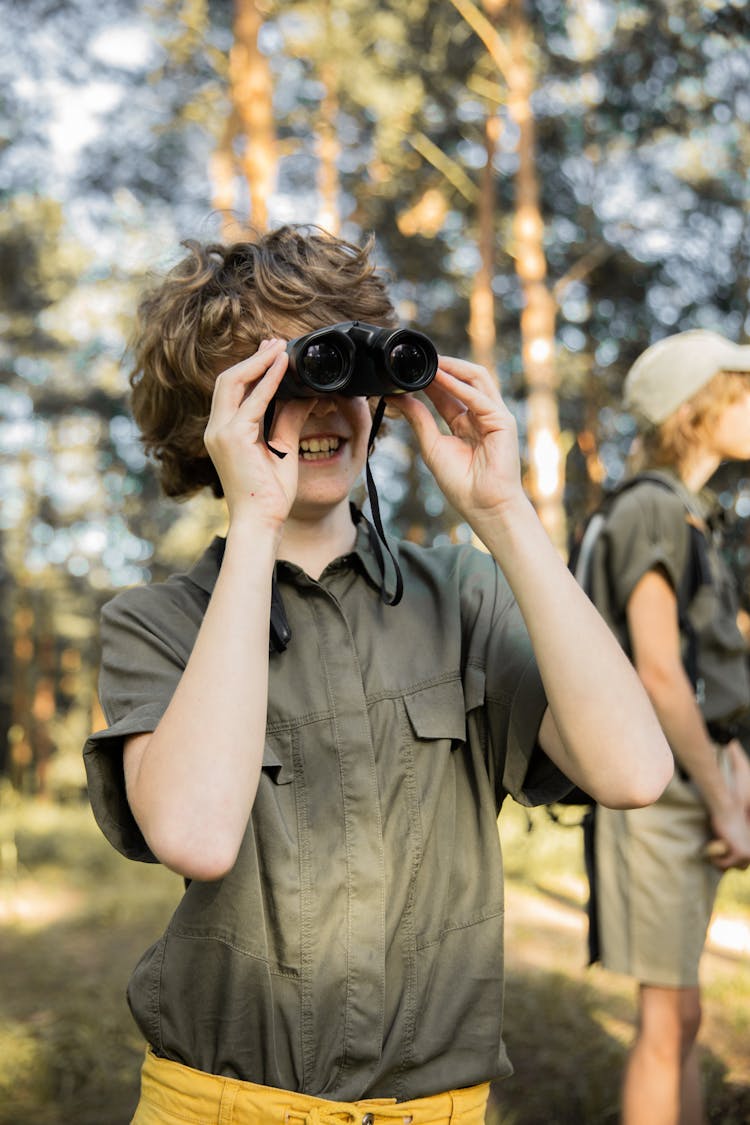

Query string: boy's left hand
[393,356,526,527]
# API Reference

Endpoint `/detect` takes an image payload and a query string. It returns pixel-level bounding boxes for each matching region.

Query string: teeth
[299,437,340,459]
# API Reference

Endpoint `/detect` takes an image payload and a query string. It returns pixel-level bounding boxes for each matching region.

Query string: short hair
[129,225,397,498]
[637,369,750,471]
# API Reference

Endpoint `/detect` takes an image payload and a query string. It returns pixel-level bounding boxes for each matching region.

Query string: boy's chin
[290,489,351,520]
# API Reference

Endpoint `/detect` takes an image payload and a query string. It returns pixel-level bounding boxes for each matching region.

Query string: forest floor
[0,791,748,1125]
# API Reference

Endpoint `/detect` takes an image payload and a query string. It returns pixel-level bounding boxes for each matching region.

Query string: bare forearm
[640,663,733,816]
[472,497,671,806]
[127,520,279,878]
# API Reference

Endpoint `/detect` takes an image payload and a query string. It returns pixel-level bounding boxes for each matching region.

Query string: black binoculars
[279,321,438,398]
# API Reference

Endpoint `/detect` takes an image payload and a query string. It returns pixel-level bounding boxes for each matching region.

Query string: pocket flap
[463,663,486,713]
[262,734,294,784]
[404,678,467,742]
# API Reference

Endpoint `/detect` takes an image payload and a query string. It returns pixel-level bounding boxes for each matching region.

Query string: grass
[0,788,748,1124]
[489,802,750,1125]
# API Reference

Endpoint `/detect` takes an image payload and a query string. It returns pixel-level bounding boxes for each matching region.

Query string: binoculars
[279,320,438,398]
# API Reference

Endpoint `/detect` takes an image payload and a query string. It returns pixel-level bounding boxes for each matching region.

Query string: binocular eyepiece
[279,321,438,399]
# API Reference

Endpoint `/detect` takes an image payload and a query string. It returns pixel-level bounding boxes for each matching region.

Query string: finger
[420,378,471,429]
[209,340,287,427]
[233,347,290,421]
[390,394,442,457]
[430,366,510,422]
[437,354,500,397]
[266,398,319,456]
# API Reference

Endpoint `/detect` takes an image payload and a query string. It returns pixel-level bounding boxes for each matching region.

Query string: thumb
[267,398,317,456]
[390,395,440,460]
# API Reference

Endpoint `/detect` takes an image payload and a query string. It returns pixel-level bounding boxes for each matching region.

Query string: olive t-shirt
[84,517,569,1100]
[588,471,750,723]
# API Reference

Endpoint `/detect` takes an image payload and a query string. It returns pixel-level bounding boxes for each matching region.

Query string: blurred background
[0,1,749,1122]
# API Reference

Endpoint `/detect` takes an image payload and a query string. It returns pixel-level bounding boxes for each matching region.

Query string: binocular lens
[388,341,431,387]
[299,341,348,388]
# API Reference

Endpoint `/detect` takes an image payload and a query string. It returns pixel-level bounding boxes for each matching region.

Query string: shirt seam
[415,903,506,952]
[292,724,316,1088]
[265,673,468,733]
[166,928,300,977]
[392,699,425,1095]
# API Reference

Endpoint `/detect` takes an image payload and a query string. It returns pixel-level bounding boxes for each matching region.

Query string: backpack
[548,471,712,819]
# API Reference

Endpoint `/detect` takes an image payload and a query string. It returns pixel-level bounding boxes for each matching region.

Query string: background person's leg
[621,984,701,1125]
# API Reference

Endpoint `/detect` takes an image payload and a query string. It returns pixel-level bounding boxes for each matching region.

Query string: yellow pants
[132,1049,490,1124]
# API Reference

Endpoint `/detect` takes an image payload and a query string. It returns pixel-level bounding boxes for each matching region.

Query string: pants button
[362,1115,375,1125]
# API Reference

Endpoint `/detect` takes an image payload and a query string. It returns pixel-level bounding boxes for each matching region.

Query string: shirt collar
[183,508,394,598]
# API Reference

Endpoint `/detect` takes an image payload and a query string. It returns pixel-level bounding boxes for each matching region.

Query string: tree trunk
[468,111,500,374]
[450,0,566,550]
[317,57,341,235]
[230,0,277,231]
[210,111,240,240]
[507,0,565,551]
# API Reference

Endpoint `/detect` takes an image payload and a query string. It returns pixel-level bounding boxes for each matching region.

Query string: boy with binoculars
[85,225,671,1124]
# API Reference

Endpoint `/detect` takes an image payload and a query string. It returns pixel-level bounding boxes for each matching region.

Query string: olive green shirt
[84,516,568,1101]
[589,470,750,722]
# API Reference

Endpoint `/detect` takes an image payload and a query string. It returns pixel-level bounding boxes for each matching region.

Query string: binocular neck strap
[358,397,404,607]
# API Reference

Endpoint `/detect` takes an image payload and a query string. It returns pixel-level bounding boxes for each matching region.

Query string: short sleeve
[460,551,571,808]
[83,583,201,862]
[602,483,691,619]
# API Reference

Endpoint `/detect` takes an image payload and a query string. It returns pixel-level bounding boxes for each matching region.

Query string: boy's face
[710,381,750,462]
[278,392,372,519]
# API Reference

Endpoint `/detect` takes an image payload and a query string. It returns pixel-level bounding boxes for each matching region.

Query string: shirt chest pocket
[400,679,469,820]
[403,678,468,745]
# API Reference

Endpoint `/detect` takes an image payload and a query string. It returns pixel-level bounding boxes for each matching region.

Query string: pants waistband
[135,1049,490,1125]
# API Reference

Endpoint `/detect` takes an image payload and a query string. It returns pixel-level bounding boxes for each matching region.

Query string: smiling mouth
[299,436,342,461]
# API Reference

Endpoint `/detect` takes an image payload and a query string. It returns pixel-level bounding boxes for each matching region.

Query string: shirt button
[362,1115,375,1125]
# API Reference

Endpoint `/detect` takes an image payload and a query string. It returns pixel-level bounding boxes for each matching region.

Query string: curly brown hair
[129,225,397,498]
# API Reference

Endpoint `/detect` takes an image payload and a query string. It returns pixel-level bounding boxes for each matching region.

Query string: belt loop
[219,1079,238,1125]
[283,1109,320,1125]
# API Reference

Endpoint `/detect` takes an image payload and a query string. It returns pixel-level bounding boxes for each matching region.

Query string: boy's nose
[310,395,337,416]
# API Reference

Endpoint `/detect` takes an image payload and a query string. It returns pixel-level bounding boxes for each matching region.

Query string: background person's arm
[627,569,750,869]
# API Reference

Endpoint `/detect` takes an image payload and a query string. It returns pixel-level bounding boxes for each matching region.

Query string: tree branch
[408,132,480,204]
[552,243,614,302]
[447,0,513,84]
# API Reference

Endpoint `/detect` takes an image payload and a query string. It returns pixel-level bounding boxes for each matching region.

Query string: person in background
[84,226,671,1125]
[588,329,750,1125]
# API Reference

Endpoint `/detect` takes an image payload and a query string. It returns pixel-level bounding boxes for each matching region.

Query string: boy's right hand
[203,339,314,530]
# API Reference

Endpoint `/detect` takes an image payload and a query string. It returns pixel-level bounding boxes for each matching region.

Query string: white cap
[624,329,750,425]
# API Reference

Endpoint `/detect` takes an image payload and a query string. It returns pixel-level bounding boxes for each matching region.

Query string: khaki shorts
[594,750,727,988]
[131,1048,491,1125]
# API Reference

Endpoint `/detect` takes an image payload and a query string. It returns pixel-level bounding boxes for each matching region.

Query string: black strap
[269,396,403,653]
[263,401,287,459]
[269,576,292,653]
[355,397,404,606]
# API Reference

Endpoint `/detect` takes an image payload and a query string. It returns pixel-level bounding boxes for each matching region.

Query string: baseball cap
[624,329,750,426]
